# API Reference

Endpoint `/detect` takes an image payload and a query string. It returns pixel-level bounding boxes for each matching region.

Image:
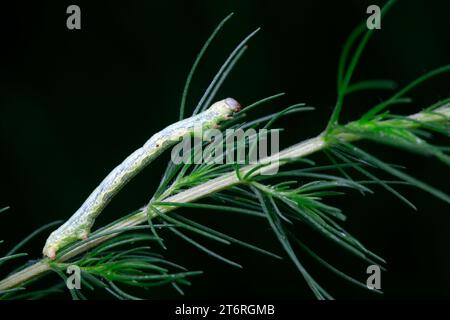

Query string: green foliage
[139,0,449,299]
[49,232,202,300]
[1,0,449,300]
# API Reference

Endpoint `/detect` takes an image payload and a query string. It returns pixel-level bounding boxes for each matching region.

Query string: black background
[1,0,449,299]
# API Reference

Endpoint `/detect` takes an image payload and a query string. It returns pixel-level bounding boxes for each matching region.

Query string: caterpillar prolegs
[42,98,241,259]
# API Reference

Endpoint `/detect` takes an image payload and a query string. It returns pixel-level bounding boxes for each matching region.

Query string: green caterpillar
[43,98,241,259]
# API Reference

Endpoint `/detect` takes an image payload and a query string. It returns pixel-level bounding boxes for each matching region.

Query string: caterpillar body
[43,98,241,259]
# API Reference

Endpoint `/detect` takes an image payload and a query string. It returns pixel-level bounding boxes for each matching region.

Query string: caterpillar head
[223,97,242,112]
[209,97,241,117]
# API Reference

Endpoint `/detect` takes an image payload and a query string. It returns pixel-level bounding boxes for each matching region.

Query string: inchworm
[43,98,241,259]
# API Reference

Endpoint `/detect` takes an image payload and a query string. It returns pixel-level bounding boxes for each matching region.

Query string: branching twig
[1,105,448,292]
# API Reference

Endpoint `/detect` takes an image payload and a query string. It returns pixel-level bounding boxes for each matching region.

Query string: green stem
[0,105,448,292]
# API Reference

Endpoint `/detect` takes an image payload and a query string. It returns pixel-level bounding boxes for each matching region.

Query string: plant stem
[0,106,448,292]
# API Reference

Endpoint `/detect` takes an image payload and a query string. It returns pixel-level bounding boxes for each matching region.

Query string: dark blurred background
[1,0,449,299]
